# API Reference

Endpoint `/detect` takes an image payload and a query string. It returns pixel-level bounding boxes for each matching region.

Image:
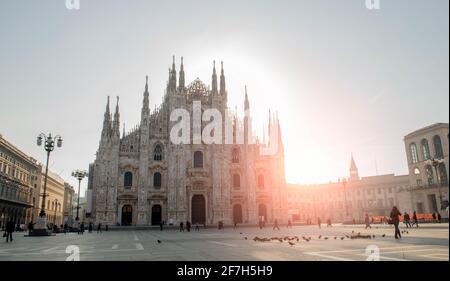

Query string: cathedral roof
[187,78,210,96]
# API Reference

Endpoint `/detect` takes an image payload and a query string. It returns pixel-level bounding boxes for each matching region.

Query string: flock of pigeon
[245,229,410,246]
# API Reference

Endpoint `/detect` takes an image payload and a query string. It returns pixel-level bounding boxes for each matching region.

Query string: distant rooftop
[404,123,449,139]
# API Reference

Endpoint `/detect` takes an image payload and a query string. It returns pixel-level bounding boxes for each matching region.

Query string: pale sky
[0,0,448,195]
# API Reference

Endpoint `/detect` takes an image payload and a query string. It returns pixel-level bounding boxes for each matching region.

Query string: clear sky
[0,0,448,195]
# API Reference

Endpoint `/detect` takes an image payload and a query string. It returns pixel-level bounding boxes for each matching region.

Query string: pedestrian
[432,212,437,222]
[287,219,292,228]
[412,211,419,228]
[105,224,108,231]
[326,218,332,227]
[317,217,321,229]
[233,220,237,229]
[88,222,93,233]
[364,214,371,229]
[390,206,402,239]
[4,220,14,243]
[97,223,102,233]
[179,221,184,232]
[273,219,280,230]
[258,219,263,229]
[403,212,411,228]
[437,213,442,223]
[195,224,200,231]
[63,223,68,234]
[28,221,35,235]
[186,221,191,232]
[80,222,85,235]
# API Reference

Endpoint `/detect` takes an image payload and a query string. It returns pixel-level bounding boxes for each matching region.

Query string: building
[287,155,410,223]
[0,134,39,228]
[90,58,287,226]
[398,123,449,216]
[63,183,75,225]
[33,166,66,226]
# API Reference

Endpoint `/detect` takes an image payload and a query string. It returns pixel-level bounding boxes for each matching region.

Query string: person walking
[97,223,102,233]
[28,221,35,235]
[364,214,371,229]
[403,212,411,228]
[390,206,402,239]
[317,217,321,229]
[63,223,68,234]
[432,212,437,223]
[287,219,292,228]
[195,224,200,231]
[160,221,164,231]
[105,224,108,231]
[88,222,93,233]
[273,219,280,230]
[179,221,184,232]
[412,211,419,228]
[186,221,191,232]
[437,213,442,223]
[80,222,85,235]
[326,218,332,227]
[5,220,14,243]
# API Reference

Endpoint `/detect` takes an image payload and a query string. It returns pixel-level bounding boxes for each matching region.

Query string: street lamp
[37,133,62,218]
[72,170,88,221]
[425,157,445,210]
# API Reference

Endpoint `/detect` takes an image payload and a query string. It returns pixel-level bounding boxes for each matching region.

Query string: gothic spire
[212,60,218,94]
[179,56,185,90]
[219,61,226,95]
[349,153,359,181]
[113,96,120,136]
[141,75,150,120]
[101,96,112,137]
[244,85,249,110]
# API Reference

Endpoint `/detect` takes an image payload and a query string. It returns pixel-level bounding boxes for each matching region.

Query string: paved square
[0,223,448,261]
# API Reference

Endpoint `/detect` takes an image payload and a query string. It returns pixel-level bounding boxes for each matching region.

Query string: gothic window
[124,171,133,188]
[410,143,419,164]
[232,148,240,163]
[258,174,264,189]
[426,165,434,185]
[433,135,444,158]
[421,139,431,160]
[439,163,448,185]
[233,174,240,188]
[153,172,162,188]
[194,151,203,168]
[154,144,163,161]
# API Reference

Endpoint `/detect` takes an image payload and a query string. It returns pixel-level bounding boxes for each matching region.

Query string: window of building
[421,139,431,160]
[153,172,162,188]
[154,144,163,161]
[438,163,448,185]
[433,135,444,158]
[124,171,133,188]
[257,174,264,189]
[232,148,240,163]
[193,151,203,168]
[233,174,240,188]
[410,143,419,164]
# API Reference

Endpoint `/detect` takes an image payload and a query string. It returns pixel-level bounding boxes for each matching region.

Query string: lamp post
[72,170,88,221]
[37,133,62,218]
[425,157,445,210]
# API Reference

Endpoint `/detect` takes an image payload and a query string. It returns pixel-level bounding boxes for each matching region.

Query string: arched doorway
[151,205,162,225]
[258,204,267,222]
[191,195,206,224]
[233,204,243,224]
[121,205,132,226]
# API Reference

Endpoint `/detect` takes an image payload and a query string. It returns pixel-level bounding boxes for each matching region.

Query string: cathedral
[89,57,288,226]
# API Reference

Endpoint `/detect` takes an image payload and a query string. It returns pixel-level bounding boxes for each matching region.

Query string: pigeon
[240,232,243,235]
[324,237,329,240]
[157,240,162,243]
[351,230,354,234]
[334,237,337,240]
[288,241,295,246]
[318,235,322,239]
[372,235,375,238]
[382,234,386,238]
[340,237,345,240]
[244,237,248,240]
[345,235,350,239]
[406,231,409,234]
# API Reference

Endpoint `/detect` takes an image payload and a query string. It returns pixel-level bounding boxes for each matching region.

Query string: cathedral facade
[89,57,287,226]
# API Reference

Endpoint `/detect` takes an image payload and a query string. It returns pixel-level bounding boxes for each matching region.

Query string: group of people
[179,221,201,232]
